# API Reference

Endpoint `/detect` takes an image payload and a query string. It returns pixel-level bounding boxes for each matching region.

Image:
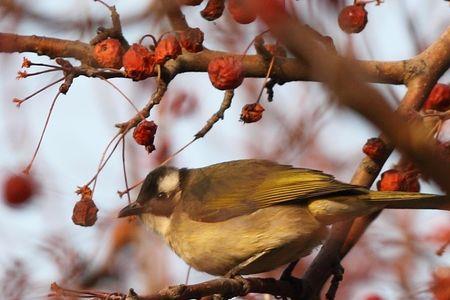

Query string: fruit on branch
[264,43,287,57]
[228,0,257,24]
[122,44,155,81]
[240,103,265,123]
[2,174,36,207]
[423,83,450,111]
[208,56,244,90]
[72,186,98,227]
[179,28,204,53]
[338,4,368,34]
[155,35,182,65]
[177,0,203,5]
[377,169,420,192]
[201,0,225,21]
[430,267,450,300]
[362,137,386,162]
[133,120,158,153]
[92,38,123,69]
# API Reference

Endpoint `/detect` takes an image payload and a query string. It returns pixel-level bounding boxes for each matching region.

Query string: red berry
[93,38,123,69]
[154,35,182,65]
[338,4,368,34]
[177,0,203,5]
[208,56,244,90]
[179,28,204,53]
[240,103,265,123]
[2,174,36,206]
[431,267,450,300]
[362,137,386,162]
[364,295,384,300]
[423,83,450,111]
[122,44,155,81]
[228,0,256,24]
[201,0,225,21]
[377,169,420,192]
[133,120,158,153]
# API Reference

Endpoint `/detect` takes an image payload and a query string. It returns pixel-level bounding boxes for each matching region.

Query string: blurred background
[0,0,449,299]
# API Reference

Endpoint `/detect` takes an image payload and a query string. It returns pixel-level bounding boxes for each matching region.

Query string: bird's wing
[180,159,367,222]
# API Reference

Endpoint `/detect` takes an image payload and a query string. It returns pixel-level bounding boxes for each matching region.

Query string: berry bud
[362,137,386,162]
[423,83,450,111]
[72,186,98,227]
[338,4,368,34]
[201,0,225,21]
[2,174,36,207]
[179,28,204,53]
[240,103,265,123]
[133,120,158,153]
[93,38,123,69]
[177,0,203,5]
[155,35,182,65]
[122,44,155,81]
[377,169,420,192]
[228,0,256,24]
[208,56,244,90]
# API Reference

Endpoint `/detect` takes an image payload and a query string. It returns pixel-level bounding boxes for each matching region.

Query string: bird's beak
[118,201,144,218]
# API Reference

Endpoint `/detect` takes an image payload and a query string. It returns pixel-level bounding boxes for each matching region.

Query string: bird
[118,159,449,277]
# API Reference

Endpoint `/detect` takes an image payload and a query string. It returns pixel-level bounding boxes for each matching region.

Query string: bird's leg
[280,259,303,292]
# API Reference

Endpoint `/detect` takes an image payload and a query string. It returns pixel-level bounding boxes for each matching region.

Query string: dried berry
[430,267,450,300]
[177,0,203,5]
[122,43,155,80]
[362,137,386,161]
[423,83,450,111]
[228,0,256,24]
[155,35,182,64]
[2,174,36,207]
[240,103,265,123]
[72,186,98,227]
[201,0,225,21]
[93,38,123,69]
[377,169,420,192]
[338,4,368,34]
[264,44,287,57]
[179,28,204,53]
[208,56,244,90]
[133,120,158,153]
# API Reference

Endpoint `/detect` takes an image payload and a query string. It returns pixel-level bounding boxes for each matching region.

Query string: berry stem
[256,54,275,104]
[92,131,121,193]
[121,137,131,203]
[13,77,65,107]
[23,91,62,175]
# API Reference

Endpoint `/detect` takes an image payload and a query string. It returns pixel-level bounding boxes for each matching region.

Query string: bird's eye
[157,192,167,199]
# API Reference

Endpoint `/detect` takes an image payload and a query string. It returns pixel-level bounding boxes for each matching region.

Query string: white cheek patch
[158,171,180,194]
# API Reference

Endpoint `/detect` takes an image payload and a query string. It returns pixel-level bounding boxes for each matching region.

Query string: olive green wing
[180,159,367,222]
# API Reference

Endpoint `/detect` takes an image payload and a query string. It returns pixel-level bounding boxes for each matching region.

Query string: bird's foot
[223,270,251,296]
[279,260,303,293]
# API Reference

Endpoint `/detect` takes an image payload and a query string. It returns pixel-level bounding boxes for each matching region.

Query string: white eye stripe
[158,171,180,194]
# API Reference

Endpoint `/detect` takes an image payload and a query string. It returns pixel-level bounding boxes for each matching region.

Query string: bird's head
[118,165,182,218]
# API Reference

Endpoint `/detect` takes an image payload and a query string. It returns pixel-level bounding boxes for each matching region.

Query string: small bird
[118,159,448,277]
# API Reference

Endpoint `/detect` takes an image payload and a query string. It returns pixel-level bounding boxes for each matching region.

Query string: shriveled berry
[208,56,244,90]
[423,83,450,111]
[177,0,203,5]
[240,103,265,123]
[338,4,368,34]
[122,44,155,80]
[201,0,225,21]
[93,38,123,69]
[155,35,182,64]
[72,186,98,227]
[264,44,287,57]
[377,169,420,192]
[362,137,386,162]
[228,0,256,24]
[2,174,36,206]
[133,120,158,153]
[179,28,204,53]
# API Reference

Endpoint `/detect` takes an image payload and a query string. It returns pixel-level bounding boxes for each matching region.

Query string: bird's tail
[366,191,450,211]
[308,191,449,224]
